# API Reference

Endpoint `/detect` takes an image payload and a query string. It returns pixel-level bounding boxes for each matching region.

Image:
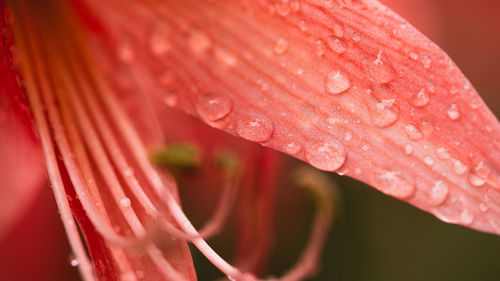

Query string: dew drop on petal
[304,140,347,171]
[215,47,237,66]
[459,209,475,225]
[235,115,274,143]
[69,257,79,267]
[424,156,434,166]
[371,99,399,128]
[446,104,460,120]
[474,161,491,179]
[479,203,488,212]
[411,88,430,107]
[405,124,423,140]
[313,39,326,56]
[468,172,486,187]
[436,147,450,160]
[195,94,232,121]
[326,36,347,54]
[372,170,415,199]
[325,70,351,95]
[453,159,468,175]
[163,90,178,107]
[149,25,171,56]
[120,197,131,208]
[404,144,413,155]
[189,30,211,54]
[284,141,302,155]
[429,180,448,206]
[273,38,289,55]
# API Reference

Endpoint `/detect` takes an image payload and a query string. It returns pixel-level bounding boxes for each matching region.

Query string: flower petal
[77,0,500,235]
[0,8,46,241]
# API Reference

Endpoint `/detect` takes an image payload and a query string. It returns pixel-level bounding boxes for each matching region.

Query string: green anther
[214,150,239,174]
[151,144,200,172]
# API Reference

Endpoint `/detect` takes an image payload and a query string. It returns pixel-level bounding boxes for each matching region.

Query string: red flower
[1,0,500,280]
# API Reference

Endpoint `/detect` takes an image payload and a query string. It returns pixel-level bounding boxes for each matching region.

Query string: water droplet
[459,209,475,225]
[372,170,415,199]
[273,38,289,55]
[367,54,396,84]
[371,99,399,128]
[412,88,430,107]
[296,67,304,75]
[313,39,326,56]
[424,156,434,166]
[284,142,302,155]
[325,70,351,95]
[429,180,448,205]
[474,161,490,179]
[298,20,308,31]
[118,41,135,63]
[479,203,488,212]
[446,104,460,120]
[235,115,274,142]
[453,159,468,175]
[275,3,291,16]
[120,197,131,208]
[215,47,237,66]
[409,52,418,60]
[421,55,431,68]
[404,144,413,155]
[149,25,171,56]
[436,147,450,160]
[304,140,347,171]
[326,36,347,54]
[468,172,485,187]
[405,124,423,140]
[195,94,232,121]
[163,90,178,107]
[344,132,352,141]
[69,257,79,267]
[189,30,211,54]
[123,167,134,177]
[352,32,361,42]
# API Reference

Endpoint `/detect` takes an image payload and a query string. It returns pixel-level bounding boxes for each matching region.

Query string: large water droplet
[325,70,351,95]
[424,156,435,166]
[411,88,430,107]
[367,54,396,84]
[235,115,274,143]
[372,170,415,199]
[474,161,490,179]
[405,124,423,140]
[273,38,289,55]
[371,99,399,128]
[195,94,232,121]
[446,104,460,120]
[304,140,347,171]
[429,181,448,206]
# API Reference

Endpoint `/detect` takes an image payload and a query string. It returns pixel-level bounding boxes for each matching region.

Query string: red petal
[78,0,500,236]
[0,6,46,240]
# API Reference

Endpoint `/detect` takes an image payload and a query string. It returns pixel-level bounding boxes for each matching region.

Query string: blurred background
[1,0,500,280]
